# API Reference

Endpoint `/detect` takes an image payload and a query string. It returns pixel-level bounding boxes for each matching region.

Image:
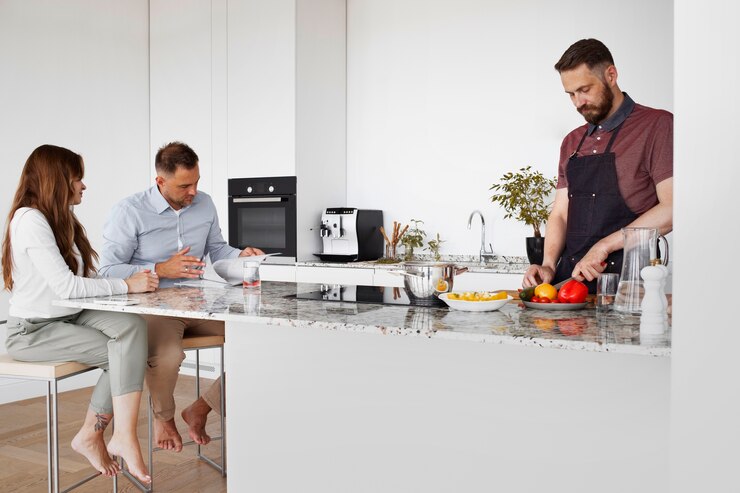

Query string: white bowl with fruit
[438,291,512,312]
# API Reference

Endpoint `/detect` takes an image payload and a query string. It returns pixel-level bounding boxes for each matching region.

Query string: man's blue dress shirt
[99,186,239,286]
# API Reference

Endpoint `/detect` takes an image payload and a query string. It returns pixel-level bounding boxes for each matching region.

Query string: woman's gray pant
[5,310,147,414]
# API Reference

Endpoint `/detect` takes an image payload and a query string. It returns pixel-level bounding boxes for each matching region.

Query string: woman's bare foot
[71,427,119,477]
[107,434,151,484]
[154,418,183,452]
[181,397,212,445]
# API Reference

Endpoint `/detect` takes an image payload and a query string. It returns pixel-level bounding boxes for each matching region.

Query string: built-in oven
[228,176,297,262]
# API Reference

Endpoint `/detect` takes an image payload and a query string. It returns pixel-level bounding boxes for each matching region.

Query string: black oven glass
[237,206,286,249]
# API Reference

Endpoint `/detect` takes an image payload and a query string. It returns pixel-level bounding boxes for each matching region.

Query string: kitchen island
[56,282,670,493]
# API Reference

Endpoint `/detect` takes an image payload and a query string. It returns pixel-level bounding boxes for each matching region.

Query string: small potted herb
[489,165,557,264]
[401,219,426,261]
[424,233,445,262]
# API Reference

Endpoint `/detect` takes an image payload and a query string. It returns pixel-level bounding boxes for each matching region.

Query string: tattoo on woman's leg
[94,413,111,432]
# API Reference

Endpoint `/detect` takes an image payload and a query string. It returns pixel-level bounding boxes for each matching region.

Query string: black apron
[553,122,638,293]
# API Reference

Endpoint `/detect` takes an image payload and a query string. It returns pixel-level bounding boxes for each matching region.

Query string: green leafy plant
[401,219,426,261]
[424,233,445,261]
[489,165,557,238]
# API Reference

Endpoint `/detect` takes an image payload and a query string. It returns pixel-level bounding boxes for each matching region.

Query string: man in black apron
[523,39,673,293]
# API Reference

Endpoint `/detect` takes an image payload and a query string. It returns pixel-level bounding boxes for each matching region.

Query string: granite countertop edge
[53,281,670,358]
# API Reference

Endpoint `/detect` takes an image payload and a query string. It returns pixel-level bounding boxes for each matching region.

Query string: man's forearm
[542,215,567,270]
[597,202,673,255]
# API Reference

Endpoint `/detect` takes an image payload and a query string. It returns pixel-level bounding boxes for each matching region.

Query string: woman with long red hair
[2,144,157,483]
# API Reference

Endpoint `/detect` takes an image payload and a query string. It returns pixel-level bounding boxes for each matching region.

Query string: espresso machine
[316,208,383,262]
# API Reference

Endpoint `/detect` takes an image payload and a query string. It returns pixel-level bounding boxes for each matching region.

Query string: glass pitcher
[613,227,669,314]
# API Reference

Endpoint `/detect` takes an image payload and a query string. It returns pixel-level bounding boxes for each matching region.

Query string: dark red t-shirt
[557,95,673,215]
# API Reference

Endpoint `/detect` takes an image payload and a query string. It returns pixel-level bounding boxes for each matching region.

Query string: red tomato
[531,296,540,303]
[550,298,560,303]
[539,297,550,303]
[557,280,589,303]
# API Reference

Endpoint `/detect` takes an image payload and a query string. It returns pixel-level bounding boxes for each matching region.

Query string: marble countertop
[294,254,530,274]
[54,281,670,357]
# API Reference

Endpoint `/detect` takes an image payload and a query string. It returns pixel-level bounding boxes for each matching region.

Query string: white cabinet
[296,266,374,285]
[372,269,405,287]
[454,272,523,291]
[260,264,297,282]
[287,265,523,291]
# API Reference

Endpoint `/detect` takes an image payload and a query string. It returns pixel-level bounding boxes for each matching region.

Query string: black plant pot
[526,236,545,265]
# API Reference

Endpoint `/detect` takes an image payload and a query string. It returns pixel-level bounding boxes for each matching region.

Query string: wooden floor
[0,375,226,492]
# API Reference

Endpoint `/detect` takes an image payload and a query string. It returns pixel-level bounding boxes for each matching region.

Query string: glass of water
[243,260,261,289]
[596,273,619,312]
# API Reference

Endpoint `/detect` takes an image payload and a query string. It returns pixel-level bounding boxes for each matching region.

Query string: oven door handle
[231,197,284,203]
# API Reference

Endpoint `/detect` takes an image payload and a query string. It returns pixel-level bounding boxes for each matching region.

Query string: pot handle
[388,270,418,278]
[454,267,468,276]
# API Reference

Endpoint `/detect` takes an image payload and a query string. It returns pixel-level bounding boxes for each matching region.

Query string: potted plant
[489,165,557,265]
[401,219,426,261]
[424,233,445,262]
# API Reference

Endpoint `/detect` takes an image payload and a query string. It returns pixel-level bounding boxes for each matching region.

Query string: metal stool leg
[46,381,53,493]
[195,349,201,458]
[51,379,60,493]
[192,346,226,475]
[219,346,226,476]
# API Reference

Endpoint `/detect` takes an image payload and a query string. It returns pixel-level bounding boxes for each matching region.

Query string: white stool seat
[0,353,91,379]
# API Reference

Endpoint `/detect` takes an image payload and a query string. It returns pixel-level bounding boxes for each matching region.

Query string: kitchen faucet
[467,210,494,263]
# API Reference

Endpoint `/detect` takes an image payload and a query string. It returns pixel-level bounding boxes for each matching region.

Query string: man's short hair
[155,142,199,175]
[554,38,614,73]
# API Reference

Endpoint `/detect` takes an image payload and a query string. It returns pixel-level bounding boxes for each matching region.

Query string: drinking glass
[596,273,619,313]
[243,260,261,289]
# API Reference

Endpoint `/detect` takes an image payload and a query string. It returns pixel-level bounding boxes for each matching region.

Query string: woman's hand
[125,270,159,293]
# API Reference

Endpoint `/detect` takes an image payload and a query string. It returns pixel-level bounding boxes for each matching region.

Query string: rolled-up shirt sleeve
[98,203,155,278]
[204,197,240,263]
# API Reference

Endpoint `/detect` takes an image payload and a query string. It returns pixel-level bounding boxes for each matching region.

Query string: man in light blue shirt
[100,141,263,452]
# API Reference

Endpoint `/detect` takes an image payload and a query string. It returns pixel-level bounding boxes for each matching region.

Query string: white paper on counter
[212,254,280,285]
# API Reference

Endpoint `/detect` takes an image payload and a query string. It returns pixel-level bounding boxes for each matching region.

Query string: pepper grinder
[640,259,668,335]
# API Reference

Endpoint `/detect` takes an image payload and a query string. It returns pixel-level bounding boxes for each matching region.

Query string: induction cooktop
[289,284,445,307]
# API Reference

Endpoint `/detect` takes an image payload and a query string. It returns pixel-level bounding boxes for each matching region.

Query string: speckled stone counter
[295,254,530,274]
[55,281,670,357]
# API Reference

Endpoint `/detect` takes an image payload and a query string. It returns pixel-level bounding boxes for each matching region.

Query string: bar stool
[0,354,118,493]
[122,334,226,492]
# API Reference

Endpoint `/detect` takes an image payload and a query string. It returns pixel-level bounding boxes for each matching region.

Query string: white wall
[0,0,150,385]
[347,0,673,258]
[671,1,740,491]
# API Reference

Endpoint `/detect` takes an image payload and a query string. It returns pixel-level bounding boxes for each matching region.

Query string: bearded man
[522,38,674,293]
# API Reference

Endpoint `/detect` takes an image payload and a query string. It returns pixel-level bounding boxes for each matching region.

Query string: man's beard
[578,82,614,125]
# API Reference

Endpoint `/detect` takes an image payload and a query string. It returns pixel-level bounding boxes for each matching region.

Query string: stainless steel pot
[390,261,468,301]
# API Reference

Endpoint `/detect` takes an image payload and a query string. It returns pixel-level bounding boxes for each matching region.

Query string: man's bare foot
[181,397,212,445]
[107,434,151,485]
[153,418,183,452]
[71,428,119,477]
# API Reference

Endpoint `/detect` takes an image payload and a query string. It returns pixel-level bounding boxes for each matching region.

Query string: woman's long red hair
[2,144,98,290]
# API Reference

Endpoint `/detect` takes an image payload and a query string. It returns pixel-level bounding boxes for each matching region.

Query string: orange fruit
[435,279,449,292]
[534,283,558,300]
